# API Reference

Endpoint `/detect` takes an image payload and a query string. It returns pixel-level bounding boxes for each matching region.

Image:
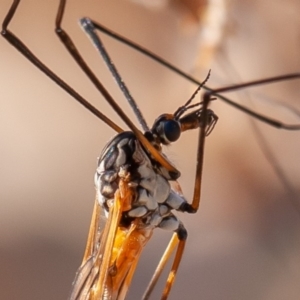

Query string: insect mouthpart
[179,108,218,136]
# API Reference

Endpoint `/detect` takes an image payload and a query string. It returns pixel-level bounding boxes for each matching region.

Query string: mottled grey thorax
[94,131,187,232]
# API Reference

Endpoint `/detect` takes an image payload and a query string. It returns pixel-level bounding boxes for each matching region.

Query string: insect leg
[55,0,180,178]
[188,73,300,212]
[92,20,300,130]
[142,233,178,299]
[210,74,300,130]
[1,0,122,133]
[161,232,186,300]
[142,225,187,300]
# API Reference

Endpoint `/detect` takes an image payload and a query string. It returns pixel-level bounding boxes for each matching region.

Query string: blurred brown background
[1,0,300,299]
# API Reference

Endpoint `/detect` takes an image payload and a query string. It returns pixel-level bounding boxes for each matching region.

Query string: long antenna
[80,18,149,132]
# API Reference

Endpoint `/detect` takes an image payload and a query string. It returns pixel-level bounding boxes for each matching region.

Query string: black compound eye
[159,119,181,143]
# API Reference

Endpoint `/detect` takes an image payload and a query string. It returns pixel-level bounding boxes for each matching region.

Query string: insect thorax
[94,131,188,232]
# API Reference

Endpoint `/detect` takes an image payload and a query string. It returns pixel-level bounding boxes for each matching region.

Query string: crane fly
[1,0,300,299]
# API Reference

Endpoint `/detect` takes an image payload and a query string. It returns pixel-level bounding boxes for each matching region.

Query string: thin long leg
[142,233,179,300]
[56,1,149,132]
[221,55,300,214]
[161,237,186,300]
[190,110,208,212]
[80,23,149,132]
[54,1,180,178]
[92,21,300,130]
[142,228,187,300]
[1,0,122,134]
[2,0,179,176]
[189,73,300,212]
